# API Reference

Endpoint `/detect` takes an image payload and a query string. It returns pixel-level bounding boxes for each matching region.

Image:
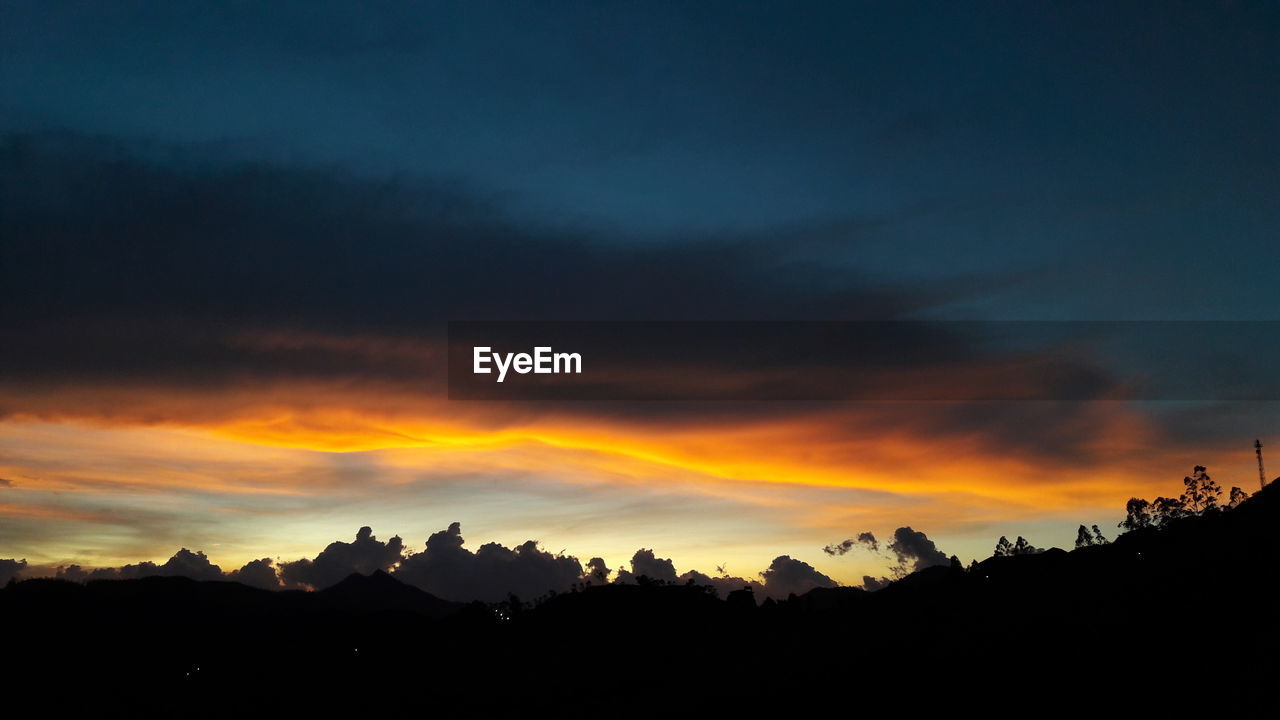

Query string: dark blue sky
[3,1,1277,319]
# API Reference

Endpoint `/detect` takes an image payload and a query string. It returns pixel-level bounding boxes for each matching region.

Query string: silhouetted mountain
[316,570,460,618]
[6,484,1279,714]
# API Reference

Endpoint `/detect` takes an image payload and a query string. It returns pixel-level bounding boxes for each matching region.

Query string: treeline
[989,465,1253,560]
[1120,465,1250,531]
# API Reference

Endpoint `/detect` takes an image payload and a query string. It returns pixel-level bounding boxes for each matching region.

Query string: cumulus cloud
[612,549,831,600]
[393,522,583,603]
[824,531,879,556]
[861,575,890,592]
[280,526,404,590]
[625,548,678,584]
[827,526,951,583]
[43,548,226,583]
[154,548,224,581]
[54,564,89,583]
[110,561,160,580]
[585,557,610,585]
[758,555,837,599]
[228,558,283,590]
[1,558,27,585]
[678,569,763,599]
[611,550,763,598]
[887,526,949,577]
[16,528,840,604]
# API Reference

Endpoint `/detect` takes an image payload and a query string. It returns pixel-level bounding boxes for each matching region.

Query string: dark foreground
[6,485,1280,715]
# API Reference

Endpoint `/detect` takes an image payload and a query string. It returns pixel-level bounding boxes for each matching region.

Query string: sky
[1,1,1278,590]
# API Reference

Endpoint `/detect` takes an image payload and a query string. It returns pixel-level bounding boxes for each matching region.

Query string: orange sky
[2,373,1267,585]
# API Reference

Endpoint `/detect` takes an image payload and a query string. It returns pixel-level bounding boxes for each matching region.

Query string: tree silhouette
[1012,536,1040,555]
[1076,525,1110,548]
[1228,486,1250,509]
[1120,498,1153,531]
[1179,466,1221,513]
[1151,496,1187,527]
[994,536,1013,557]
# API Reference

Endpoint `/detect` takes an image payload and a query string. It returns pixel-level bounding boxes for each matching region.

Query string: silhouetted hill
[5,485,1279,714]
[316,570,460,618]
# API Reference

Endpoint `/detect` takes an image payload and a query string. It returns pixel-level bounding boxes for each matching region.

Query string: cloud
[1,558,27,585]
[610,549,763,598]
[861,575,890,592]
[824,531,878,556]
[612,548,805,600]
[887,526,949,577]
[279,526,404,590]
[228,558,283,590]
[825,526,950,583]
[42,548,227,583]
[13,524,841,604]
[624,548,679,584]
[393,522,583,603]
[678,569,763,599]
[2,134,1146,413]
[0,131,1178,494]
[153,548,224,581]
[120,548,223,581]
[53,565,89,582]
[584,557,610,585]
[758,555,837,599]
[0,131,922,350]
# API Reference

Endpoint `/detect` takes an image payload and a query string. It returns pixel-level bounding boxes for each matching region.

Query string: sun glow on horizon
[3,384,1254,586]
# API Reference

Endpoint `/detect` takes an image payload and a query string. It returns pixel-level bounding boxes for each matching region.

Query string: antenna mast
[1258,439,1267,491]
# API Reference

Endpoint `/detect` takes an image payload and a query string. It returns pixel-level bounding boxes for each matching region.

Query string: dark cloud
[584,557,610,585]
[678,569,763,599]
[54,565,88,583]
[228,558,283,591]
[824,531,878,556]
[1,558,27,585]
[117,548,223,581]
[154,548,224,581]
[613,548,803,600]
[0,132,922,347]
[887,527,949,577]
[17,528,840,603]
[6,134,1165,407]
[50,548,227,583]
[6,133,1235,464]
[86,566,129,581]
[758,555,837,599]
[827,526,950,583]
[98,560,157,580]
[393,522,583,603]
[0,477,12,487]
[861,575,890,592]
[279,527,404,590]
[622,548,679,585]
